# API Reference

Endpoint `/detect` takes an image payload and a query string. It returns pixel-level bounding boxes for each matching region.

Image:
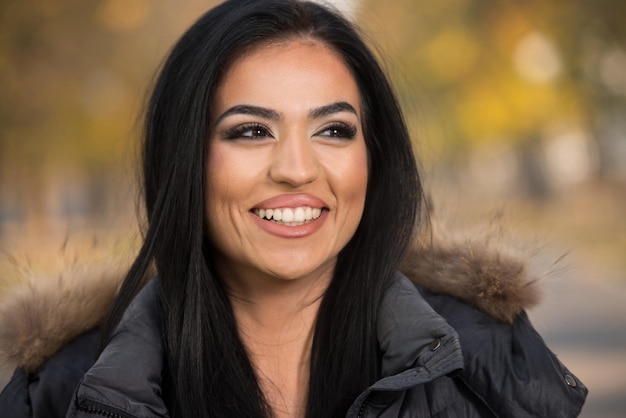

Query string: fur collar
[401,230,541,325]
[0,230,541,373]
[0,255,125,373]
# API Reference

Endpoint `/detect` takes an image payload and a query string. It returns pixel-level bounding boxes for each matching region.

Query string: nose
[269,133,319,187]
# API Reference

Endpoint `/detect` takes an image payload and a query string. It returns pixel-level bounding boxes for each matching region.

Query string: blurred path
[528,255,626,418]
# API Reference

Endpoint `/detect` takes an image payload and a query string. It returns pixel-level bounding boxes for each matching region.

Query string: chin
[264,260,335,283]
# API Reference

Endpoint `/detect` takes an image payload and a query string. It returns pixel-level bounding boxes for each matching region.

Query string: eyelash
[315,122,358,140]
[224,123,273,140]
[223,122,358,141]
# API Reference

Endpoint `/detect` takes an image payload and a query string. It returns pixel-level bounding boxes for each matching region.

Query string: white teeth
[282,208,294,222]
[294,207,305,222]
[253,206,323,226]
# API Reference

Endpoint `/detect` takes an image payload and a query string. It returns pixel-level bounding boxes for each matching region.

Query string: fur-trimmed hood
[0,230,541,374]
[0,258,124,374]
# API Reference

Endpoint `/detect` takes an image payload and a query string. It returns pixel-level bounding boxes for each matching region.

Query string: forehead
[213,39,362,116]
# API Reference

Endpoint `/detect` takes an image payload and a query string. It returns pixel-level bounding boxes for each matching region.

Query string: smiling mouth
[252,206,324,226]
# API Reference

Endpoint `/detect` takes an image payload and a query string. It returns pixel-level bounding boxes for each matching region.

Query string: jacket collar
[69,278,169,417]
[346,273,464,416]
[72,274,464,417]
[68,279,168,417]
[378,273,463,380]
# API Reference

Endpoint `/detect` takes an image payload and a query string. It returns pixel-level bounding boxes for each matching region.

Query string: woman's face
[206,40,368,285]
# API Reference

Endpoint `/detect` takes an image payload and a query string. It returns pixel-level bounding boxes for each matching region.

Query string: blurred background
[0,0,624,416]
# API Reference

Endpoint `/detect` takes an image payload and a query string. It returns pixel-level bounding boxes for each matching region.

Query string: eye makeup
[224,123,274,140]
[314,122,358,140]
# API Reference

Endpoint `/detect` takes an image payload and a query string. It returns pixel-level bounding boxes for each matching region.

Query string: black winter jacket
[0,234,588,417]
[1,272,587,417]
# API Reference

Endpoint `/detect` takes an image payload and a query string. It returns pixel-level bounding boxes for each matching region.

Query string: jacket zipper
[76,398,137,418]
[356,392,372,417]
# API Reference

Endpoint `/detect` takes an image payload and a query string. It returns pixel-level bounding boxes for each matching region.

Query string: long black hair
[100,0,422,416]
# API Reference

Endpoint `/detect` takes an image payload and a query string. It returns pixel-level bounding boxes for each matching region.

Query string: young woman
[0,0,587,417]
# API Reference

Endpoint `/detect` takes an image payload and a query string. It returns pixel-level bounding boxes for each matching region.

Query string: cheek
[205,147,226,210]
[356,149,369,192]
[205,144,247,204]
[205,145,240,231]
[350,143,369,195]
[333,144,369,217]
[205,143,266,234]
[205,146,250,257]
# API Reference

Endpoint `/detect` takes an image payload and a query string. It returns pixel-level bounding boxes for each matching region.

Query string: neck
[221,260,333,331]
[222,265,333,418]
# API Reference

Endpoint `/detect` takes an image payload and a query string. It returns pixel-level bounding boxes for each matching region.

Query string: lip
[250,193,328,238]
[252,193,327,210]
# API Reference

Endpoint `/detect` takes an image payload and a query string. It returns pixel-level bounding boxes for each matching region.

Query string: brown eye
[225,123,273,140]
[316,123,357,140]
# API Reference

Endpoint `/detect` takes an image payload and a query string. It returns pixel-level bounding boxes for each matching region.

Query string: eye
[315,122,358,140]
[224,123,273,140]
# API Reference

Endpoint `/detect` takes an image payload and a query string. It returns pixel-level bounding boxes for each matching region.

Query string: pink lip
[250,194,328,239]
[252,193,327,209]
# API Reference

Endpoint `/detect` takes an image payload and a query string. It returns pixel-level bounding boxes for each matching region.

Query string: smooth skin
[206,39,369,417]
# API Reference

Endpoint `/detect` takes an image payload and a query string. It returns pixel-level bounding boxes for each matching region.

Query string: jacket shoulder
[0,329,99,418]
[0,255,121,418]
[401,227,588,415]
[419,285,588,417]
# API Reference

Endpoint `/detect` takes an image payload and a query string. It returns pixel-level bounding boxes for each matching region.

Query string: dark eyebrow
[309,101,358,119]
[215,105,282,124]
[215,101,358,125]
